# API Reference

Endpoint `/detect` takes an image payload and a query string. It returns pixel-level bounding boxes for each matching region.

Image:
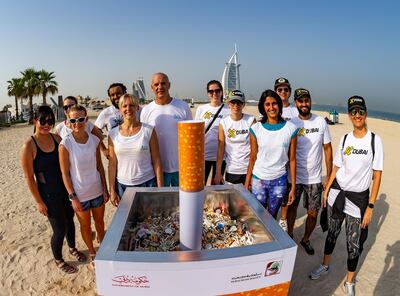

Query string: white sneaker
[279,219,288,232]
[344,281,356,296]
[309,264,329,280]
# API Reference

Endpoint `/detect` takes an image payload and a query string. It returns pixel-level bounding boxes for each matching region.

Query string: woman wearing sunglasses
[194,80,230,184]
[245,90,297,219]
[20,106,86,274]
[108,94,163,207]
[310,96,383,295]
[59,105,109,266]
[214,90,256,185]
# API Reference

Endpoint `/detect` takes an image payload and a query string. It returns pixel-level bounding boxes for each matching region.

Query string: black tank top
[32,134,67,198]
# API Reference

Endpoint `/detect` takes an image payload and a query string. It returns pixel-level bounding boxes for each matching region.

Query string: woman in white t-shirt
[108,94,163,207]
[214,90,255,185]
[194,80,230,184]
[244,89,297,219]
[59,105,109,266]
[310,96,383,295]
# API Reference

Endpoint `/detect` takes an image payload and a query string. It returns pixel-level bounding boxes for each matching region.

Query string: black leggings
[205,160,226,184]
[43,194,76,260]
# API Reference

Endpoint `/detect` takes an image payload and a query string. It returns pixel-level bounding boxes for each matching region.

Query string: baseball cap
[274,77,291,90]
[227,90,245,103]
[348,95,367,111]
[294,88,311,100]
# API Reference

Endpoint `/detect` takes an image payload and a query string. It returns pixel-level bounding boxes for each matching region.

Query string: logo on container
[265,260,283,276]
[111,275,150,288]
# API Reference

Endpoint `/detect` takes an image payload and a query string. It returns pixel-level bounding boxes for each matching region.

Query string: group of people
[20,72,383,295]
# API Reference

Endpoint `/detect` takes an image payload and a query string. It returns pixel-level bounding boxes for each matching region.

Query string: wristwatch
[68,192,77,201]
[368,203,375,209]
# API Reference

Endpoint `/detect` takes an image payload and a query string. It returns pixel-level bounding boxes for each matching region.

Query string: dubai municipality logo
[344,146,353,155]
[204,111,213,120]
[228,128,236,138]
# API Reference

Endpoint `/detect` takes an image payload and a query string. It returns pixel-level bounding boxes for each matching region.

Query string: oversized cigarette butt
[178,120,205,192]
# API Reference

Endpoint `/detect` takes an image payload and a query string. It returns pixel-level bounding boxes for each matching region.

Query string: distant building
[222,44,241,98]
[132,78,146,100]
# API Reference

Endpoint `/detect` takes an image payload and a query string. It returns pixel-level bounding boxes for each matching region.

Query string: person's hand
[213,173,224,185]
[323,178,329,191]
[361,207,373,228]
[37,201,48,216]
[322,189,329,208]
[244,181,251,192]
[110,191,120,207]
[103,189,110,204]
[71,198,83,212]
[287,188,295,205]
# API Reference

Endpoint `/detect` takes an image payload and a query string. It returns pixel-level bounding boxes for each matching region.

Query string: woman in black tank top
[20,106,86,274]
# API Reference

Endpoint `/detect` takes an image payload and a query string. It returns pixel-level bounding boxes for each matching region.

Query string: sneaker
[344,281,356,296]
[309,264,329,280]
[279,219,288,232]
[300,239,315,255]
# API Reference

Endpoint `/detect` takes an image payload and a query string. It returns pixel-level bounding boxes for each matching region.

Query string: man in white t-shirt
[287,88,333,255]
[274,77,299,231]
[140,72,192,186]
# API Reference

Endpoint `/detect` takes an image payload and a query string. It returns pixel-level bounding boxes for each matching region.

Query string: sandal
[69,248,87,262]
[89,253,96,269]
[55,259,78,274]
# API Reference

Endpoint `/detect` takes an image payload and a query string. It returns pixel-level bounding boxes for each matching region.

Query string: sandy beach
[0,105,398,295]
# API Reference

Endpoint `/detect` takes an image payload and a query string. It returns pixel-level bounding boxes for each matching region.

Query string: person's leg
[169,172,179,187]
[91,203,106,243]
[116,181,127,198]
[251,177,268,208]
[287,184,302,237]
[64,199,76,249]
[75,208,96,255]
[303,183,323,242]
[266,175,287,219]
[47,216,66,261]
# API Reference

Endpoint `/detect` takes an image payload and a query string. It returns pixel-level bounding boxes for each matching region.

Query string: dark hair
[63,96,78,104]
[258,89,283,123]
[107,83,127,97]
[206,80,224,102]
[33,105,55,133]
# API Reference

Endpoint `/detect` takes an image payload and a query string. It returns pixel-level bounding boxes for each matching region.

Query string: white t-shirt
[55,120,94,139]
[282,104,299,121]
[60,133,103,202]
[220,114,255,174]
[109,123,155,186]
[328,130,384,218]
[250,121,298,180]
[95,105,123,131]
[140,98,192,173]
[290,114,331,184]
[195,103,230,161]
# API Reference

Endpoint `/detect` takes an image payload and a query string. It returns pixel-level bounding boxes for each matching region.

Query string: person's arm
[91,125,109,159]
[108,136,119,206]
[323,142,333,190]
[149,129,164,187]
[322,165,340,208]
[59,144,83,212]
[287,136,297,205]
[362,170,382,228]
[244,133,258,191]
[20,139,48,216]
[214,124,226,185]
[96,143,109,203]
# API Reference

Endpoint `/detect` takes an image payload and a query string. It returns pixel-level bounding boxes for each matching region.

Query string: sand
[0,106,398,296]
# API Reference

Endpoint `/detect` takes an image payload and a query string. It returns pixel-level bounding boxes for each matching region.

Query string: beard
[298,106,311,117]
[111,99,119,109]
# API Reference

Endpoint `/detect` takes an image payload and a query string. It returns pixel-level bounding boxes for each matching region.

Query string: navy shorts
[81,194,104,211]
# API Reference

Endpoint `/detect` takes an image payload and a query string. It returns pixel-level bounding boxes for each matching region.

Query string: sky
[1,0,399,113]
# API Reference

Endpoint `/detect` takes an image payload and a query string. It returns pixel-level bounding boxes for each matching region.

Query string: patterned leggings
[324,204,368,272]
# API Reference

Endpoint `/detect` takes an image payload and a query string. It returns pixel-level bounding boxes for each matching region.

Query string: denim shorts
[163,172,179,187]
[81,194,104,211]
[117,177,157,197]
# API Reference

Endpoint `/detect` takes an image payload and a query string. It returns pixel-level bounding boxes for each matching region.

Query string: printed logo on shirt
[298,127,320,137]
[227,128,249,138]
[173,114,183,121]
[140,145,149,151]
[203,111,223,120]
[110,116,123,129]
[344,146,368,156]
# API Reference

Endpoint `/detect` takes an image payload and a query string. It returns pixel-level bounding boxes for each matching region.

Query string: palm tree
[21,68,40,124]
[38,70,58,105]
[7,78,24,120]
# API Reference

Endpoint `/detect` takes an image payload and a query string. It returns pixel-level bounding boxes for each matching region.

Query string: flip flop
[55,259,78,274]
[69,248,87,262]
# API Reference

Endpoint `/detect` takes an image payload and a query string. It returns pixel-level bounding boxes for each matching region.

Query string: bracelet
[68,192,77,202]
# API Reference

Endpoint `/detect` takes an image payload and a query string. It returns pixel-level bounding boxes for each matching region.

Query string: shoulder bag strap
[205,103,224,134]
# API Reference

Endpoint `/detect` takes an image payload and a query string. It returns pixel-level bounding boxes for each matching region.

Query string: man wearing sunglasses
[287,88,333,255]
[274,77,299,232]
[140,72,192,186]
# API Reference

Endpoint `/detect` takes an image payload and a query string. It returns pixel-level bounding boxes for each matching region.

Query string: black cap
[227,90,245,103]
[274,77,291,90]
[348,95,367,112]
[294,88,311,100]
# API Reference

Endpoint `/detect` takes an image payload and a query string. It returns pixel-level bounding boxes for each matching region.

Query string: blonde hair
[68,104,87,116]
[118,94,139,109]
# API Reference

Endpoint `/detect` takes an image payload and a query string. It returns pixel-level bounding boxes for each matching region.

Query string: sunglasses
[63,104,75,111]
[350,109,366,116]
[277,87,289,93]
[68,117,86,124]
[229,100,244,106]
[208,89,221,94]
[39,118,55,126]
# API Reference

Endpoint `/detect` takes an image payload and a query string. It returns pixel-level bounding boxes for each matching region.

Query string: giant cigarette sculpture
[178,120,205,250]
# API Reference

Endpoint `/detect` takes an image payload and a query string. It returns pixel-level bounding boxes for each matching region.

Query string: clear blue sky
[1,0,399,113]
